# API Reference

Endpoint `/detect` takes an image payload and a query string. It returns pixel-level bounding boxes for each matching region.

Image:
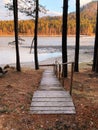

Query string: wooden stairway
[30,69,76,114]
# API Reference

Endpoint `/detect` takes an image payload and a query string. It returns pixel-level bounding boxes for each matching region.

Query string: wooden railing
[39,61,74,95]
[54,61,74,95]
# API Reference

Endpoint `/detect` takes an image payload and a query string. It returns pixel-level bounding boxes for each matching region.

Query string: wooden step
[30,69,76,114]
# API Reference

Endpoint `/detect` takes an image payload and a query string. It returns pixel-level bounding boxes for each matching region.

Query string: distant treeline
[0,2,97,36]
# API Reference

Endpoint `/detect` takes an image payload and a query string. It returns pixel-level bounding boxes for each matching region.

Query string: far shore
[0,34,95,37]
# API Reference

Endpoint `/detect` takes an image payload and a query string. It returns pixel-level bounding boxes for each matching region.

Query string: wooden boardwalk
[30,69,76,114]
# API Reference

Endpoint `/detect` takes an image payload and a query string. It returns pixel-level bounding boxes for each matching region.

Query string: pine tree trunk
[74,0,80,72]
[34,0,39,70]
[92,1,98,72]
[62,0,68,77]
[95,48,98,73]
[13,0,21,71]
[95,2,98,73]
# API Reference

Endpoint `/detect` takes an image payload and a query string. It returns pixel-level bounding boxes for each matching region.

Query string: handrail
[39,61,74,95]
[39,64,55,67]
[54,61,74,95]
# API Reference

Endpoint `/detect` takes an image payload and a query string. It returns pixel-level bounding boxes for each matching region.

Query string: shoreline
[0,57,92,70]
[0,34,95,37]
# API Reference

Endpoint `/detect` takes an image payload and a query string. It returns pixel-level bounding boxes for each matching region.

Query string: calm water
[0,36,95,66]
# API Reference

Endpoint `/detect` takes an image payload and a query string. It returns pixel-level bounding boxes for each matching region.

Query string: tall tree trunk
[62,0,68,77]
[13,0,21,71]
[74,0,80,72]
[34,0,39,70]
[95,1,98,73]
[92,1,98,72]
[95,48,98,73]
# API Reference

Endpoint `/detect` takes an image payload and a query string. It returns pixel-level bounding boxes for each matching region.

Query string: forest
[0,1,97,36]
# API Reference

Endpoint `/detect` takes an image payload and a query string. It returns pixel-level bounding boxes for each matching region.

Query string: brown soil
[0,65,98,130]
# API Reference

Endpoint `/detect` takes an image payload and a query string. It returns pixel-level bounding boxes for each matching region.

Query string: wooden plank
[30,106,75,111]
[31,101,74,107]
[39,88,64,91]
[33,91,70,98]
[32,97,72,102]
[40,84,62,87]
[30,110,76,114]
[39,84,64,90]
[39,84,61,88]
[40,80,60,85]
[34,91,70,95]
[39,86,64,90]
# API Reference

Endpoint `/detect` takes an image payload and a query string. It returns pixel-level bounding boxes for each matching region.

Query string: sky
[0,0,94,20]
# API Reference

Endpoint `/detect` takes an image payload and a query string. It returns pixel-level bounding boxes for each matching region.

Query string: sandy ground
[0,62,98,130]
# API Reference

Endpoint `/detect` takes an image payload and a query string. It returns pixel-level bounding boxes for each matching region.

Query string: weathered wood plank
[32,97,72,102]
[40,84,62,88]
[31,101,74,107]
[33,91,70,98]
[39,88,64,91]
[39,85,62,88]
[39,83,64,90]
[30,106,75,111]
[30,110,76,114]
[40,80,60,85]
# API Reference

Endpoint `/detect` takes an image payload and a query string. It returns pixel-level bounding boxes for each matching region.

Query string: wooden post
[55,61,58,77]
[54,61,56,74]
[53,64,55,73]
[62,64,65,87]
[57,64,59,78]
[59,64,61,80]
[53,65,55,73]
[70,62,74,95]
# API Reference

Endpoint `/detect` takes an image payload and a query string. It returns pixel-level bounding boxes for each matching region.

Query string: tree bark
[62,0,68,77]
[74,0,80,72]
[34,0,39,70]
[92,1,98,72]
[95,2,98,73]
[95,48,98,73]
[13,0,21,71]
